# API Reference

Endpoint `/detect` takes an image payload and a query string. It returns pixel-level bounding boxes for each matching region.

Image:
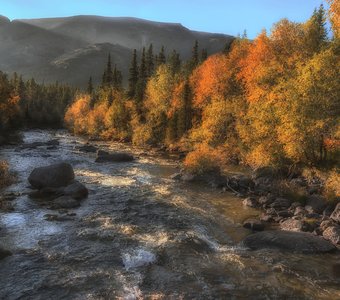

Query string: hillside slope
[0,15,233,87]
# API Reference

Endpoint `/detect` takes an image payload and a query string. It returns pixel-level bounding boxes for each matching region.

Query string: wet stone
[51,196,80,209]
[0,248,12,260]
[243,219,265,231]
[28,162,75,189]
[242,230,337,253]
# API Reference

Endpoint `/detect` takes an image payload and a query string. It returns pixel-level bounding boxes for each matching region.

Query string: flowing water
[0,130,339,300]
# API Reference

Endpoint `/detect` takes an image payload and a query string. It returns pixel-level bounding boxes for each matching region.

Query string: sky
[1,0,327,38]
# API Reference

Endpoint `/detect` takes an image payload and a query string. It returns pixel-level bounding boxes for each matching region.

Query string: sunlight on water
[170,195,207,214]
[0,212,62,249]
[76,169,135,186]
[122,248,156,270]
[115,271,143,300]
[219,253,246,270]
[97,216,137,236]
[152,184,172,196]
[126,167,153,185]
[137,231,170,247]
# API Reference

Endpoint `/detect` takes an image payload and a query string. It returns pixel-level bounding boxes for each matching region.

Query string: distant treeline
[0,72,76,134]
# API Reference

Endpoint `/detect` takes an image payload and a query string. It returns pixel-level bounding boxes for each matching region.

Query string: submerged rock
[20,139,59,150]
[0,248,12,260]
[95,150,134,163]
[243,219,265,231]
[241,230,336,254]
[52,196,80,209]
[61,180,88,200]
[28,162,75,189]
[180,171,226,188]
[77,144,98,153]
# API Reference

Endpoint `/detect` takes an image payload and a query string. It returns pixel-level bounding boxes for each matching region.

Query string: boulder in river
[77,144,98,153]
[0,248,12,260]
[28,163,75,189]
[243,219,265,231]
[95,150,134,163]
[20,139,59,150]
[61,180,88,200]
[241,230,336,254]
[52,196,80,209]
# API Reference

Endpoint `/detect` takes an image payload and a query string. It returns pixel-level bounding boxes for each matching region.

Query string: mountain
[0,15,233,87]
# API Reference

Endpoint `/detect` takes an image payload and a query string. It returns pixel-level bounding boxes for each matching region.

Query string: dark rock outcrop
[52,196,80,209]
[177,171,227,188]
[242,230,336,254]
[0,248,12,260]
[20,139,59,150]
[61,180,88,200]
[95,150,134,163]
[28,163,75,189]
[77,144,98,153]
[243,219,265,231]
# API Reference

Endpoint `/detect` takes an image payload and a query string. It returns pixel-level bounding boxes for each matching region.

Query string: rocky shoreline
[173,168,340,249]
[1,134,339,254]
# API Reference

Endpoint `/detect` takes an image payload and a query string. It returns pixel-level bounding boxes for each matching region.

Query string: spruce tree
[304,4,328,55]
[201,49,208,62]
[128,49,139,98]
[191,40,199,67]
[177,80,192,137]
[157,46,166,66]
[87,76,94,94]
[108,89,114,106]
[223,41,231,54]
[113,65,123,89]
[135,48,147,113]
[168,50,181,75]
[146,43,154,77]
[102,53,113,87]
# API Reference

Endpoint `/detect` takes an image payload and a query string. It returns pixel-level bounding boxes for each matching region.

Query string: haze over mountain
[0,15,233,87]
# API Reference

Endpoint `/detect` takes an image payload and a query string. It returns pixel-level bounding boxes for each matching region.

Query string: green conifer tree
[128,49,139,98]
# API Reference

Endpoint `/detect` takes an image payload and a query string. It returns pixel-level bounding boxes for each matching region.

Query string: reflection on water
[0,129,339,299]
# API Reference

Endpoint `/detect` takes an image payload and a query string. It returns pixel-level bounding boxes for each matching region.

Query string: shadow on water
[0,129,339,299]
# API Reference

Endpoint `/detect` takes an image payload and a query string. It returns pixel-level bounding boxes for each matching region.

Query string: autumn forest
[1,2,339,173]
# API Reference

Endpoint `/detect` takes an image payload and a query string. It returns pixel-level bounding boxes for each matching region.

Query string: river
[0,130,339,299]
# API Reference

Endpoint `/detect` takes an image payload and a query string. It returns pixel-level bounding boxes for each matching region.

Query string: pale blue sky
[1,0,327,38]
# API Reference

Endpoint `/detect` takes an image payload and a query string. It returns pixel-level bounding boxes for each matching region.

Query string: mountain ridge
[0,15,234,87]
